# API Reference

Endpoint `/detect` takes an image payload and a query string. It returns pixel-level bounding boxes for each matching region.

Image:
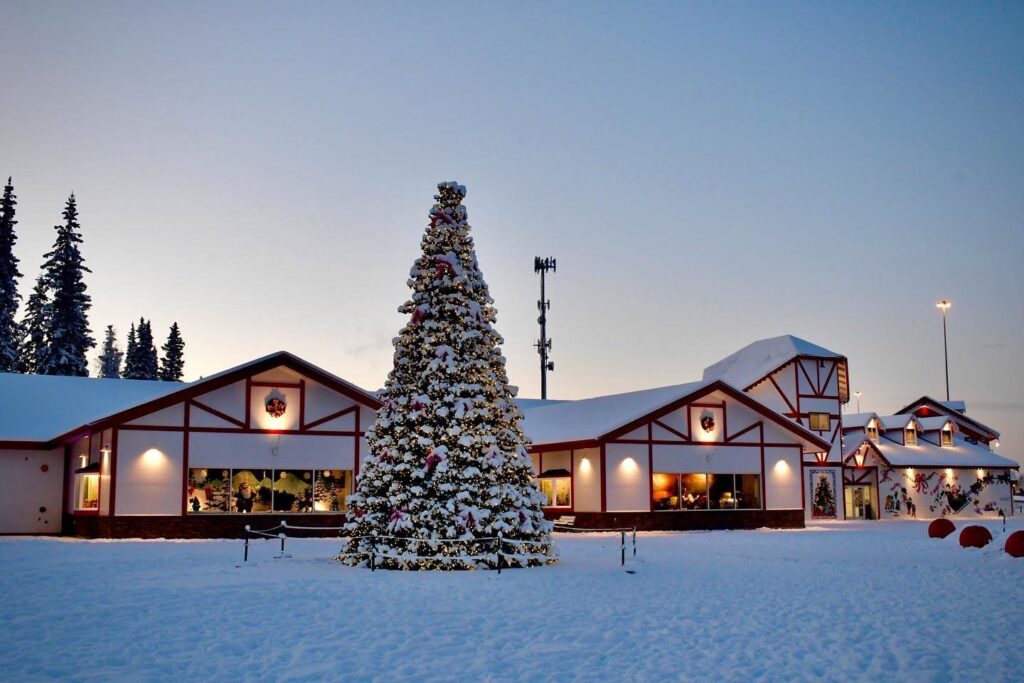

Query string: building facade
[0,337,1017,537]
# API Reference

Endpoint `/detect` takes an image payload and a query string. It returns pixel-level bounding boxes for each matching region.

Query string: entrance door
[844,485,872,520]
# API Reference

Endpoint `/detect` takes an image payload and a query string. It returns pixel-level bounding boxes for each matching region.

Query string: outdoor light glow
[854,450,866,468]
[945,468,954,478]
[977,469,985,478]
[773,459,791,476]
[936,299,951,311]
[621,457,638,473]
[579,457,592,473]
[142,448,165,467]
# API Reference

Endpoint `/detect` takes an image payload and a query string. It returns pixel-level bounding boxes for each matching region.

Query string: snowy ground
[2,521,1023,682]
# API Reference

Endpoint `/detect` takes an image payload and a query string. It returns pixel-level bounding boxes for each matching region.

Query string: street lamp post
[936,300,951,401]
[854,391,862,413]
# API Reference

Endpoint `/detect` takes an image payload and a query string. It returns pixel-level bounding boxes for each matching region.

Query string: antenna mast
[534,257,556,399]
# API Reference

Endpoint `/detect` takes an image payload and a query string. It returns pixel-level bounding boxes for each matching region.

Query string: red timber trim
[743,355,846,392]
[768,374,798,414]
[303,405,357,432]
[797,361,817,396]
[647,423,654,512]
[0,440,52,450]
[599,444,607,512]
[109,429,119,516]
[529,439,601,453]
[250,380,303,389]
[181,402,191,516]
[600,380,831,453]
[190,399,246,429]
[800,449,806,510]
[570,448,576,512]
[759,424,766,511]
[115,425,365,437]
[821,362,837,395]
[613,439,815,448]
[653,419,690,441]
[46,351,383,448]
[299,379,306,429]
[725,421,760,443]
[843,465,877,485]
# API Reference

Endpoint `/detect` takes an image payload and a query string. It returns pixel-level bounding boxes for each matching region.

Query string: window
[809,413,830,431]
[187,468,231,513]
[866,422,879,443]
[652,473,760,510]
[941,426,953,447]
[74,471,99,511]
[273,470,313,513]
[905,428,917,446]
[189,468,353,514]
[539,477,571,507]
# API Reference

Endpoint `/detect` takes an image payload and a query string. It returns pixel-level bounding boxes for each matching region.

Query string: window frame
[186,468,354,515]
[808,413,831,432]
[905,427,917,446]
[651,472,761,511]
[538,476,572,508]
[940,426,953,447]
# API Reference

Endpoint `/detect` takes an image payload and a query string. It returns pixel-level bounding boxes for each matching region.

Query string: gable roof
[873,433,1017,469]
[895,396,1000,440]
[0,373,180,443]
[843,412,882,431]
[518,379,832,453]
[702,335,846,393]
[2,352,382,447]
[878,414,921,432]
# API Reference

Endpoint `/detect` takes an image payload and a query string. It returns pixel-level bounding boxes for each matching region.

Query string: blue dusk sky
[3,2,1023,462]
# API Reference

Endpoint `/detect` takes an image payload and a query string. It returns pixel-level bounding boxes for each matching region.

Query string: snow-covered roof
[843,412,881,430]
[917,416,954,432]
[519,378,831,452]
[0,373,180,442]
[878,414,920,432]
[874,434,1018,469]
[894,396,1000,439]
[702,335,844,390]
[519,381,712,445]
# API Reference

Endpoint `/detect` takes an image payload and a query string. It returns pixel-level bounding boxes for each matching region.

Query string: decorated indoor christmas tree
[340,181,553,570]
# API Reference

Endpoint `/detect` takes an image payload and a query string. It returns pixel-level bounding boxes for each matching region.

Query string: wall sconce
[815,451,828,463]
[853,449,866,469]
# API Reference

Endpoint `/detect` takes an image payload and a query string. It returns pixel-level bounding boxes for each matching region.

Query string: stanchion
[243,525,250,562]
[497,531,503,575]
[620,530,625,566]
[632,527,637,557]
[279,532,286,556]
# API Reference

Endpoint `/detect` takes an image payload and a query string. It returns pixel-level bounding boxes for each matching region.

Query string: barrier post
[620,530,626,566]
[370,540,376,572]
[279,532,286,555]
[497,532,503,575]
[243,526,250,563]
[632,527,637,557]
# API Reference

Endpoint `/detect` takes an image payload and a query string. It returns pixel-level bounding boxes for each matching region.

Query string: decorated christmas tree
[812,474,836,518]
[340,181,553,570]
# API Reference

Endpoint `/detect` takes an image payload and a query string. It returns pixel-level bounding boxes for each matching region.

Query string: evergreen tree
[96,325,123,378]
[38,194,94,376]
[135,317,158,380]
[159,321,185,381]
[341,182,553,570]
[17,275,49,373]
[0,177,22,372]
[122,322,139,378]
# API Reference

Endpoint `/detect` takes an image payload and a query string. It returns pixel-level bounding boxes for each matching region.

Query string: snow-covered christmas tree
[340,181,553,570]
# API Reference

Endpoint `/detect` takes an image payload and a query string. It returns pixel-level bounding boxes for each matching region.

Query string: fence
[241,520,638,570]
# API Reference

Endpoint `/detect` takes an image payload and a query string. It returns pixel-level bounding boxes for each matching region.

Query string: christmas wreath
[265,389,287,418]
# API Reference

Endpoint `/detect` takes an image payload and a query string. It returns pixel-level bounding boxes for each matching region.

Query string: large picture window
[74,470,100,511]
[652,472,761,511]
[187,468,231,513]
[539,477,571,508]
[189,468,352,514]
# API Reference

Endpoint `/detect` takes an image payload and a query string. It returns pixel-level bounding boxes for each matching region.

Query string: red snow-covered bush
[958,525,992,549]
[1004,530,1024,558]
[928,518,956,539]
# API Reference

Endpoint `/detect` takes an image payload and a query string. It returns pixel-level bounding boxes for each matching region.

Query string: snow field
[1,520,1022,682]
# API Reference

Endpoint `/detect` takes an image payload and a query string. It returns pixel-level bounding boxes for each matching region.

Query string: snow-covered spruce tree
[340,181,553,570]
[38,194,94,376]
[0,177,22,372]
[18,275,49,373]
[159,322,185,381]
[96,325,123,378]
[123,322,140,378]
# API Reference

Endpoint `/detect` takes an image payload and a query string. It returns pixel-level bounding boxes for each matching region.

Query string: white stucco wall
[0,448,64,533]
[572,448,601,512]
[605,443,649,512]
[188,432,355,470]
[764,446,802,509]
[115,429,185,515]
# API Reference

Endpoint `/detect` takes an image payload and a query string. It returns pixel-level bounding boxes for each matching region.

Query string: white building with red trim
[0,337,1017,536]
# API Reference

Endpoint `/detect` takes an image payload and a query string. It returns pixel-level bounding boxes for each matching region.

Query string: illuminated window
[538,471,571,508]
[189,468,352,514]
[905,428,917,446]
[940,425,953,447]
[809,413,830,431]
[74,464,100,511]
[652,473,760,510]
[866,422,879,443]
